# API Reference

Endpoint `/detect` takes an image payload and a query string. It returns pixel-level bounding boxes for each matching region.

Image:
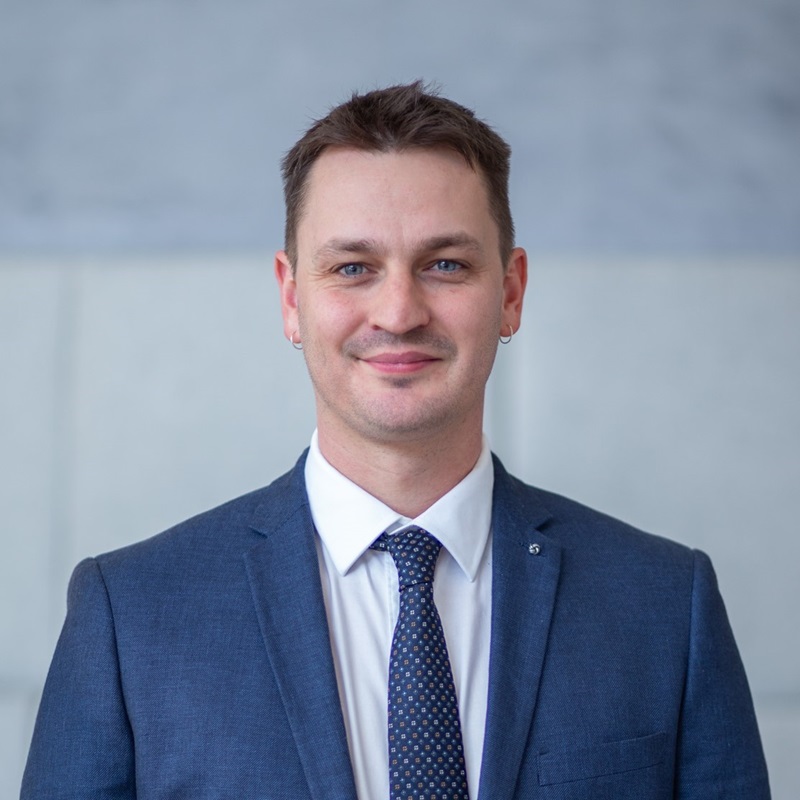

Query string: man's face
[276,147,526,448]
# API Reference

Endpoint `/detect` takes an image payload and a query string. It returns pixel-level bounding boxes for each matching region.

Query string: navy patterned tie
[372,527,469,800]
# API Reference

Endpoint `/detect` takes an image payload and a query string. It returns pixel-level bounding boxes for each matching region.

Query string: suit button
[528,543,542,555]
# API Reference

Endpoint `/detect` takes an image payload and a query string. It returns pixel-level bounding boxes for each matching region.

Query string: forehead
[296,147,498,257]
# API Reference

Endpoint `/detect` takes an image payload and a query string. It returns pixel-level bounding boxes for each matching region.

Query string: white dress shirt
[305,431,494,800]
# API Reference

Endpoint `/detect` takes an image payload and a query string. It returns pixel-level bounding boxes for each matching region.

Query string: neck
[317,423,484,518]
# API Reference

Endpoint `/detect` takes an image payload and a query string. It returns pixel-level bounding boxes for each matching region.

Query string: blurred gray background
[1,0,798,796]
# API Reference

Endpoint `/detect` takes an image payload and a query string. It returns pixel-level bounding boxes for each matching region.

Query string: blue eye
[433,259,461,273]
[339,263,366,277]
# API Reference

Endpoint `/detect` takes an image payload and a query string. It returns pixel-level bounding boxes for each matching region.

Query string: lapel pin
[527,543,542,556]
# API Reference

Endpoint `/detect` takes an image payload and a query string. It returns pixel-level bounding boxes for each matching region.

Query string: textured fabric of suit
[22,453,770,799]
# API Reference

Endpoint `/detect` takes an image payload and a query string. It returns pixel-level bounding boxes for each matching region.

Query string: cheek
[297,291,361,343]
[456,291,502,333]
[460,298,503,361]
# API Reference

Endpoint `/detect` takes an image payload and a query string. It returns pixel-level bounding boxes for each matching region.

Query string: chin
[350,399,469,443]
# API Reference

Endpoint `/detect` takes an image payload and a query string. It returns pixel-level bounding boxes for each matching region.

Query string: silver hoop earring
[499,324,514,345]
[289,332,303,351]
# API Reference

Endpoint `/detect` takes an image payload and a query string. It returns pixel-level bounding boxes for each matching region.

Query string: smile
[360,351,440,374]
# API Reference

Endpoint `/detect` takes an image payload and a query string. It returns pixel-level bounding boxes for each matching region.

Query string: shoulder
[90,452,309,579]
[491,454,698,575]
[491,457,714,653]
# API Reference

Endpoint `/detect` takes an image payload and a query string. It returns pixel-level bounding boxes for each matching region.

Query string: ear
[275,250,299,342]
[501,247,527,335]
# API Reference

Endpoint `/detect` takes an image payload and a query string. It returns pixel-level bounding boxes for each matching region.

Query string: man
[23,82,770,799]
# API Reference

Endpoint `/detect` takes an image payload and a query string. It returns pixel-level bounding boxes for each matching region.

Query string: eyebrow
[314,238,381,262]
[313,232,485,263]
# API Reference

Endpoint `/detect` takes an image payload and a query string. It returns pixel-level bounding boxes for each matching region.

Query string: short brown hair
[281,81,514,266]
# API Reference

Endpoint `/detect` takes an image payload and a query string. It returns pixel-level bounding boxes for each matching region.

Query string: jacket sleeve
[21,557,136,799]
[676,550,771,798]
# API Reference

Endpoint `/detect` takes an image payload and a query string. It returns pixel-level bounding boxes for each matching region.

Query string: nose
[368,270,431,334]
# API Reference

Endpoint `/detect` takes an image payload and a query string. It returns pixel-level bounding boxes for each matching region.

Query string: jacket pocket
[537,732,666,786]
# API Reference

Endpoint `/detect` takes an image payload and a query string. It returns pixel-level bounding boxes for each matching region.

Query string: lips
[361,351,440,374]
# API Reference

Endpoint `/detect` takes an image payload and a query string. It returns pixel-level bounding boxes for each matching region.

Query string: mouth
[360,350,441,374]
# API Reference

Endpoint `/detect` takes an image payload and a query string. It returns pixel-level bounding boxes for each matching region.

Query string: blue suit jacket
[22,454,770,799]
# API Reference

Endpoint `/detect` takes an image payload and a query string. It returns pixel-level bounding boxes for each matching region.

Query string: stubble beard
[303,328,496,445]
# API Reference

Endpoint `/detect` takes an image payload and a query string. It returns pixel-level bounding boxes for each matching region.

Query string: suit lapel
[242,453,559,800]
[478,458,562,800]
[244,456,358,800]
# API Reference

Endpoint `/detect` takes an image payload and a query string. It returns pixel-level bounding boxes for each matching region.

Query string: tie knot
[373,527,442,589]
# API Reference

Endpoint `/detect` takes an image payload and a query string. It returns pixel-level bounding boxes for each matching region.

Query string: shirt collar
[304,430,494,581]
